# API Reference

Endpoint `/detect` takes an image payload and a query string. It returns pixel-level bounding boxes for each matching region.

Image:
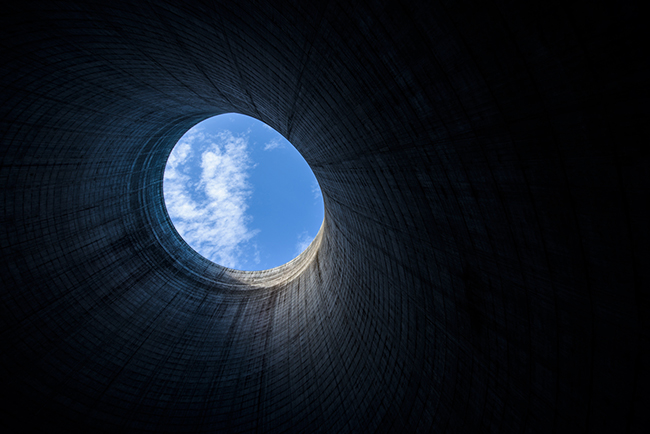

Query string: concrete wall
[0,1,646,432]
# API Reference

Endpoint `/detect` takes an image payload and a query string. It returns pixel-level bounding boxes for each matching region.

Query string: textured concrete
[0,1,647,433]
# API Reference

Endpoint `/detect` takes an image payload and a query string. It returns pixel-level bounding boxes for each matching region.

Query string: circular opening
[163,113,324,271]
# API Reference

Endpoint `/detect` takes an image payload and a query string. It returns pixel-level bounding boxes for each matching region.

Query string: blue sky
[163,113,323,271]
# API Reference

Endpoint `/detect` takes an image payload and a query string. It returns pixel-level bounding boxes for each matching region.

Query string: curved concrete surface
[0,1,647,432]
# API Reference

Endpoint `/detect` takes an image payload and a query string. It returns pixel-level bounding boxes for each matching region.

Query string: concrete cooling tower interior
[0,1,647,433]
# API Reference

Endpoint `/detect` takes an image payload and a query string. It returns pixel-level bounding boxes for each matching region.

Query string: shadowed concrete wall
[0,1,647,432]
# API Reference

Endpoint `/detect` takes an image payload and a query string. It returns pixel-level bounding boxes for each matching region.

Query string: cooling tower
[0,1,646,432]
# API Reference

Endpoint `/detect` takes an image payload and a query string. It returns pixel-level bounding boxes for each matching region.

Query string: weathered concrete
[0,1,647,432]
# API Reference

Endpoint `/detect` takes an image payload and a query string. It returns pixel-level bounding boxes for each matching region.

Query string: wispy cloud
[263,138,283,151]
[164,127,258,268]
[295,231,313,256]
[311,180,322,200]
[252,244,261,265]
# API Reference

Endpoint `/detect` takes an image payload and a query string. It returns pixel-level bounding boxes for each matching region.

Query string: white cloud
[295,231,313,256]
[164,127,259,268]
[311,180,322,200]
[263,138,283,151]
[252,244,260,265]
